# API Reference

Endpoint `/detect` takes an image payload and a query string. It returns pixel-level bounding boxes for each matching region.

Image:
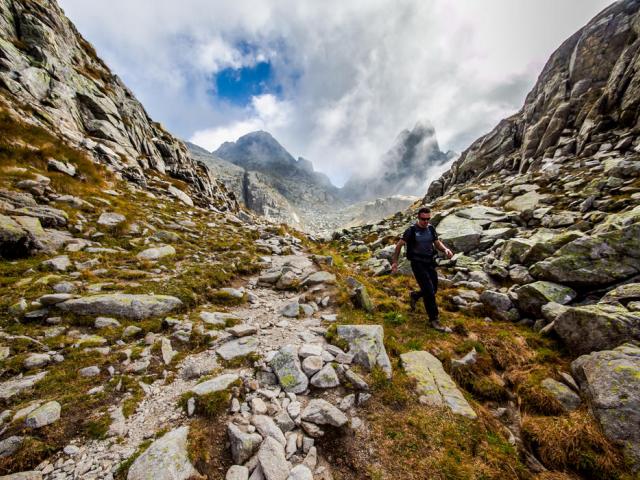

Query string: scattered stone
[514,281,576,317]
[79,366,100,377]
[310,364,340,388]
[336,324,392,378]
[228,324,258,337]
[24,353,50,369]
[226,465,249,480]
[25,401,61,428]
[451,349,477,368]
[136,245,176,261]
[401,350,476,419]
[252,414,287,446]
[228,423,262,464]
[57,294,183,320]
[168,185,194,207]
[0,372,47,400]
[257,437,290,480]
[126,426,197,480]
[572,344,640,470]
[191,373,239,396]
[217,336,259,362]
[97,212,126,227]
[95,317,121,328]
[301,356,323,377]
[42,255,71,272]
[270,345,309,394]
[281,301,300,318]
[302,271,336,286]
[160,337,176,365]
[540,378,581,412]
[301,399,348,427]
[287,465,313,480]
[0,435,24,458]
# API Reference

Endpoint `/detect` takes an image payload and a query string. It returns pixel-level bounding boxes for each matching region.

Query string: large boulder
[0,214,35,258]
[514,281,576,317]
[270,345,309,394]
[436,214,484,253]
[531,222,640,287]
[57,294,183,320]
[127,427,197,480]
[555,304,640,355]
[336,325,392,378]
[400,350,476,419]
[301,399,348,427]
[572,344,640,471]
[600,283,640,307]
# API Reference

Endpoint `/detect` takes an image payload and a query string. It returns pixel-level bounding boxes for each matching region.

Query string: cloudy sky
[59,0,613,185]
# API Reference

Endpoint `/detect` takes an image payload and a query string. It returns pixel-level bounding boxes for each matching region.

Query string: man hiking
[391,207,454,332]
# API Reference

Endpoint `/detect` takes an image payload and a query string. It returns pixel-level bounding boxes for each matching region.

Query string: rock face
[0,0,235,210]
[400,350,476,419]
[127,426,197,480]
[342,121,455,202]
[572,344,640,471]
[57,294,183,320]
[425,0,640,199]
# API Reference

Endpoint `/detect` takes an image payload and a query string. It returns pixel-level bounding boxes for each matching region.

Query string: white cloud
[59,0,614,186]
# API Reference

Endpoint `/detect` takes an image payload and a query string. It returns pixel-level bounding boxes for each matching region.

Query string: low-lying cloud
[59,0,613,186]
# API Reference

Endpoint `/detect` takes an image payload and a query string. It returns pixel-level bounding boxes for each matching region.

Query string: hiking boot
[430,318,452,333]
[409,292,419,312]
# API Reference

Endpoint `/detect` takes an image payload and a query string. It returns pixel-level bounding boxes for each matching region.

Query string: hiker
[391,207,454,332]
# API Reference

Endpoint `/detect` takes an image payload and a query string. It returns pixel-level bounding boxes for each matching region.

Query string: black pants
[410,260,439,322]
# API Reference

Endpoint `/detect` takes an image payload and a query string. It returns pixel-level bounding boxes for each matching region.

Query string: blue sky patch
[214,60,282,105]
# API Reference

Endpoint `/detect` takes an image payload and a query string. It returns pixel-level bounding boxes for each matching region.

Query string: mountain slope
[0,0,234,210]
[426,0,640,200]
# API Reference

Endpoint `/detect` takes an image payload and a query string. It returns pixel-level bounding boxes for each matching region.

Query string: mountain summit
[342,121,455,202]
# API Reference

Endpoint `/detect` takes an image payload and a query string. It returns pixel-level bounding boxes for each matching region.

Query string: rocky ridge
[0,0,235,211]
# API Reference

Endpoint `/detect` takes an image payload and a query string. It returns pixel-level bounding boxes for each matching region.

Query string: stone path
[34,248,370,480]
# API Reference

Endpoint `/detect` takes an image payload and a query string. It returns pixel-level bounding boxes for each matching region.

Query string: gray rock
[47,159,76,176]
[136,245,176,261]
[42,255,71,272]
[228,324,258,337]
[191,373,239,396]
[301,399,348,427]
[122,326,142,338]
[127,426,197,480]
[168,186,194,207]
[93,317,120,328]
[217,336,259,362]
[572,344,640,471]
[436,214,484,253]
[280,301,299,318]
[0,435,23,458]
[38,293,74,306]
[345,278,373,312]
[298,344,323,358]
[479,290,519,321]
[274,411,295,433]
[270,345,309,394]
[79,366,100,377]
[160,337,176,365]
[0,473,42,480]
[514,281,576,317]
[25,401,61,428]
[540,378,581,412]
[401,350,476,419]
[98,212,126,227]
[0,372,47,400]
[336,324,392,378]
[24,353,50,369]
[57,294,183,320]
[310,364,340,388]
[302,271,336,286]
[226,465,249,480]
[228,423,262,465]
[451,349,477,369]
[252,415,286,446]
[509,265,534,284]
[257,437,290,480]
[555,303,640,354]
[301,356,323,377]
[287,465,313,480]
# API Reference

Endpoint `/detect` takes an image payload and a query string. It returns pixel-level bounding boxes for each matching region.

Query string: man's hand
[444,248,453,259]
[391,262,398,273]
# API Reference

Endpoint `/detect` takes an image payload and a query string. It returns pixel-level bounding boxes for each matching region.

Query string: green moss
[84,413,112,439]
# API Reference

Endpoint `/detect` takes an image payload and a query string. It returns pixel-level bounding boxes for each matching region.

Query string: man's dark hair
[417,207,431,215]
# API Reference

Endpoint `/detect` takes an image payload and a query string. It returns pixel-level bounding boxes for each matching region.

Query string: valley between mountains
[0,1,640,480]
